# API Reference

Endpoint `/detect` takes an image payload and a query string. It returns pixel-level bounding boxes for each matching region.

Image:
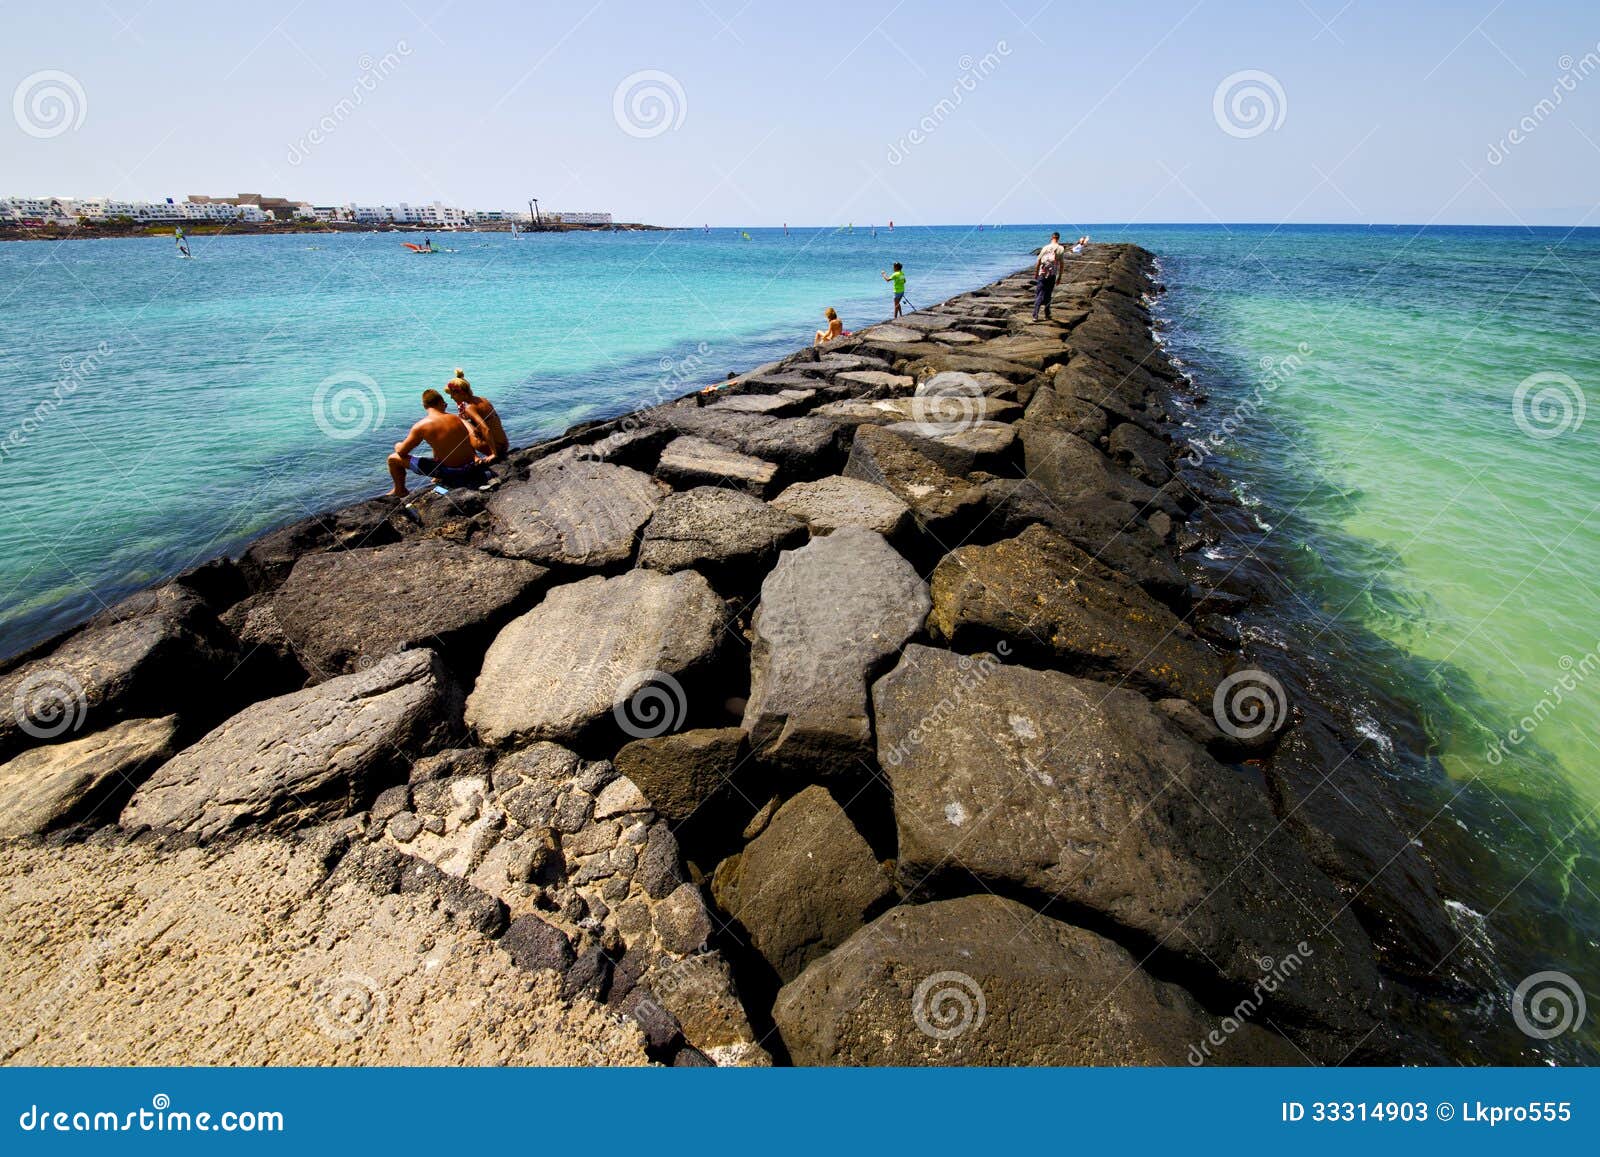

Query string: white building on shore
[2,195,613,228]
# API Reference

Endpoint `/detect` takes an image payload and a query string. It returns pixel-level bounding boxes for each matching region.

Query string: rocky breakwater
[0,244,1466,1066]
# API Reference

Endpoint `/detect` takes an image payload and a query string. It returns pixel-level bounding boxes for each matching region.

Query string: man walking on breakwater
[384,389,489,497]
[1033,231,1067,321]
[445,369,510,463]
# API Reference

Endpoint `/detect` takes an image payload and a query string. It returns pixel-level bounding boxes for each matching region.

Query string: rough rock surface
[770,476,912,538]
[711,785,894,982]
[874,646,1381,1031]
[615,727,748,824]
[0,836,649,1065]
[927,523,1226,706]
[0,586,233,762]
[466,569,727,747]
[121,651,450,842]
[655,435,779,496]
[744,528,930,769]
[273,540,547,678]
[637,487,805,583]
[484,458,666,567]
[774,895,1301,1066]
[0,715,179,838]
[843,426,986,539]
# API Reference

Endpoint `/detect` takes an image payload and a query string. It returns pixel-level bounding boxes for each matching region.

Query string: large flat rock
[928,524,1225,707]
[272,541,547,679]
[655,435,779,497]
[0,586,234,763]
[706,389,815,416]
[121,651,450,842]
[637,487,805,585]
[0,715,179,838]
[743,527,929,770]
[645,408,842,477]
[771,476,912,539]
[774,895,1301,1065]
[873,646,1381,1031]
[466,570,728,747]
[483,458,666,567]
[711,785,893,982]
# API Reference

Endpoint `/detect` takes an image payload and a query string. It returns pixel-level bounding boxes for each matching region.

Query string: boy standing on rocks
[881,262,907,317]
[1034,232,1067,321]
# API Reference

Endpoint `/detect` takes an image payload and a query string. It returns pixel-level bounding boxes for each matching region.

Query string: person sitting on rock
[814,307,845,345]
[385,389,488,497]
[700,371,738,397]
[444,368,510,463]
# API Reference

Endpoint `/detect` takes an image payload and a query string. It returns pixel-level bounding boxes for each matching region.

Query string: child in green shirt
[881,262,906,318]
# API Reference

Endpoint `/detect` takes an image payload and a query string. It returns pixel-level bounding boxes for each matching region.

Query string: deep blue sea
[1,223,1596,1059]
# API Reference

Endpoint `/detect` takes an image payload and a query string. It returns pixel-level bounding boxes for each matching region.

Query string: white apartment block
[4,196,611,228]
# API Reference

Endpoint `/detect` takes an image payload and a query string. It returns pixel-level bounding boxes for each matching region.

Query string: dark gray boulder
[637,487,805,586]
[615,727,748,824]
[121,650,451,842]
[744,528,929,770]
[1263,717,1460,980]
[0,585,236,763]
[482,457,667,568]
[881,419,1017,475]
[466,569,727,747]
[1019,420,1180,517]
[711,785,893,982]
[272,540,547,679]
[1110,422,1175,484]
[500,913,576,973]
[927,524,1226,707]
[842,426,986,540]
[980,478,1186,602]
[873,645,1382,1031]
[774,895,1303,1065]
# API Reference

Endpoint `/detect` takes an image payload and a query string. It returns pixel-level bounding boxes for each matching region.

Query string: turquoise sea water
[1,223,1596,1058]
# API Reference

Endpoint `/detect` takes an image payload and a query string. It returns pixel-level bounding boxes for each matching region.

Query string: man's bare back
[409,408,477,466]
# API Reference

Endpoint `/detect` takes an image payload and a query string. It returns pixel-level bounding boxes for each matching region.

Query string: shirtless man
[384,389,488,497]
[444,369,510,463]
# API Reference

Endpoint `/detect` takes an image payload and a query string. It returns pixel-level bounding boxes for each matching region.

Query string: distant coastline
[0,220,670,242]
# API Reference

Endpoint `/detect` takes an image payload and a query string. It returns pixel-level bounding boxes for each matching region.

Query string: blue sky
[4,0,1598,226]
